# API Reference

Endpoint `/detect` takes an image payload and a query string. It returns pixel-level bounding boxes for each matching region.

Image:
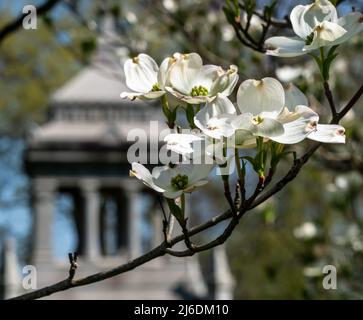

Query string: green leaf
[185,104,196,129]
[309,53,324,76]
[322,45,339,80]
[166,198,183,222]
[223,6,236,25]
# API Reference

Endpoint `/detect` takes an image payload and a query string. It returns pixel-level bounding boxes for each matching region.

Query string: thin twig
[324,81,338,121]
[68,252,78,281]
[338,84,363,119]
[10,85,363,300]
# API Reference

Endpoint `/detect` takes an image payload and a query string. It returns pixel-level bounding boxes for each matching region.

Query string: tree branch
[0,0,62,45]
[324,81,338,122]
[338,84,363,119]
[10,80,361,299]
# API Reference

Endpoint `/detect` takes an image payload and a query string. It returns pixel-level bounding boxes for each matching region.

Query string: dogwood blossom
[194,94,236,140]
[130,162,213,198]
[230,78,345,145]
[121,53,179,100]
[166,53,238,104]
[265,0,363,57]
[164,132,204,158]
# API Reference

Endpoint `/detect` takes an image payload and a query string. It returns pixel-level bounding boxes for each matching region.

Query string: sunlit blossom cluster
[121,0,359,201]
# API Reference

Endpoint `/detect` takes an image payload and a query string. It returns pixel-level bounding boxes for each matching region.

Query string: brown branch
[11,80,363,300]
[11,209,233,300]
[67,252,78,281]
[338,84,363,119]
[324,81,338,122]
[166,178,266,257]
[238,3,291,28]
[0,0,62,45]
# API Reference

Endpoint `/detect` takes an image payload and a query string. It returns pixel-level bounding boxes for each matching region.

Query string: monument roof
[50,65,129,105]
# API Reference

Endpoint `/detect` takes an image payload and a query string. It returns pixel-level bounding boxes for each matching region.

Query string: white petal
[231,113,254,130]
[253,118,284,138]
[169,53,203,95]
[163,190,183,199]
[194,95,237,139]
[190,180,209,187]
[307,124,345,143]
[273,106,319,144]
[157,56,178,89]
[193,64,220,91]
[120,91,143,100]
[232,113,284,138]
[154,167,176,190]
[165,86,209,104]
[304,21,347,51]
[130,162,165,192]
[202,116,236,139]
[195,94,236,121]
[120,91,164,101]
[210,65,239,96]
[291,1,338,39]
[187,163,214,186]
[284,84,308,110]
[124,53,158,93]
[290,4,314,39]
[236,77,285,115]
[164,133,204,156]
[228,129,258,149]
[335,12,363,45]
[265,36,306,57]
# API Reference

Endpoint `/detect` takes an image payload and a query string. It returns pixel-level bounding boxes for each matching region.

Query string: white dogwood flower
[164,132,204,158]
[265,0,363,57]
[276,84,345,144]
[130,162,213,198]
[230,78,345,146]
[164,131,226,165]
[121,53,167,100]
[194,94,236,140]
[231,77,286,141]
[166,52,238,104]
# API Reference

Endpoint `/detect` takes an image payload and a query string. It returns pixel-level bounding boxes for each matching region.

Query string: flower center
[252,115,264,125]
[151,83,161,91]
[171,174,189,190]
[191,85,209,97]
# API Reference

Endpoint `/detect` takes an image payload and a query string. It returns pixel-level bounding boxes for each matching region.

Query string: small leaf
[166,198,183,222]
[185,104,196,129]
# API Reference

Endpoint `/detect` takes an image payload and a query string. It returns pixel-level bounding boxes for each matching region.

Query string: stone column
[122,180,142,259]
[32,178,57,266]
[213,244,235,300]
[80,179,101,262]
